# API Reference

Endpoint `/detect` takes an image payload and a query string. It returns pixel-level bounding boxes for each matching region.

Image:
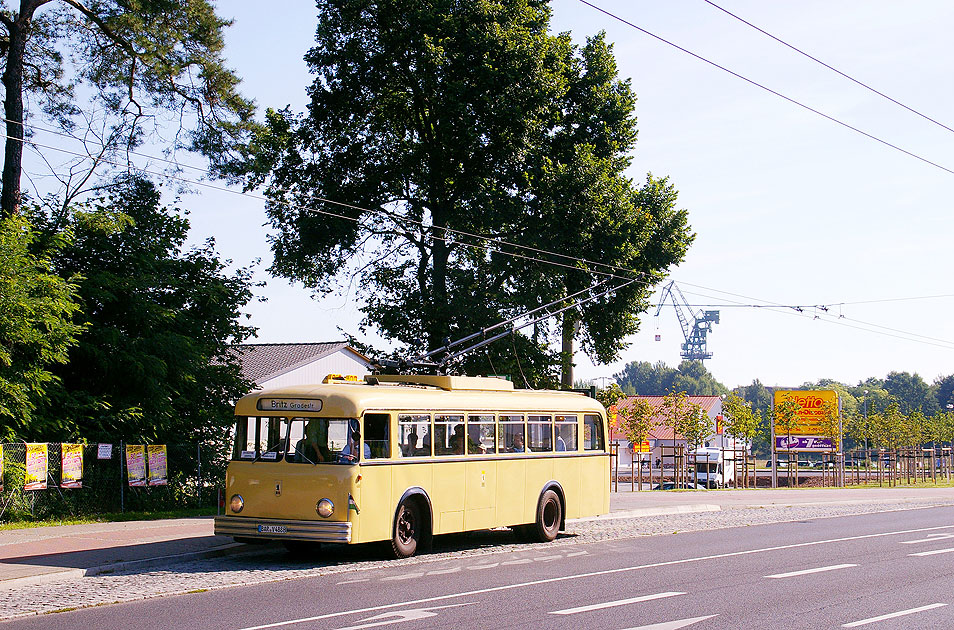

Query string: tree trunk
[560,313,579,389]
[428,212,450,352]
[1,12,31,218]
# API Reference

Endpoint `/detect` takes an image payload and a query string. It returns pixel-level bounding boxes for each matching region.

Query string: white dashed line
[765,564,856,579]
[467,563,499,570]
[380,573,423,581]
[551,592,686,615]
[909,547,954,557]
[842,603,947,627]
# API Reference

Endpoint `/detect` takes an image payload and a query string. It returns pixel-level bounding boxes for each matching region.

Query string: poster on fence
[25,443,48,490]
[126,444,147,487]
[147,444,168,486]
[97,443,112,460]
[61,443,84,489]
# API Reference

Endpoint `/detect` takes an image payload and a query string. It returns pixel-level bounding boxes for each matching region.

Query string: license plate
[258,525,287,534]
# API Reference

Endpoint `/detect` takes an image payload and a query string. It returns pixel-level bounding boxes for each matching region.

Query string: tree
[615,396,657,449]
[615,360,727,396]
[817,399,841,452]
[773,396,802,450]
[883,371,937,415]
[241,1,692,384]
[0,0,256,218]
[721,393,763,447]
[0,212,83,438]
[679,401,711,454]
[33,175,257,443]
[934,374,954,411]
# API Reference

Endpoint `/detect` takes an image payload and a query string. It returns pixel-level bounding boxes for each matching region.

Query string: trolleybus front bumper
[214,516,352,543]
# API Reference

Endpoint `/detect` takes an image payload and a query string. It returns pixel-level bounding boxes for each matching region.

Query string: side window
[555,414,578,452]
[288,418,335,464]
[233,417,255,460]
[528,414,552,452]
[364,413,390,459]
[399,414,430,457]
[435,414,465,456]
[498,414,525,453]
[467,414,495,455]
[583,414,605,451]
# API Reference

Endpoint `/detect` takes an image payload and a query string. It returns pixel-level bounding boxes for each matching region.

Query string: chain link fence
[0,442,226,522]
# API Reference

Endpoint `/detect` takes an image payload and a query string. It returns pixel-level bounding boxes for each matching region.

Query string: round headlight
[316,498,334,518]
[229,494,244,513]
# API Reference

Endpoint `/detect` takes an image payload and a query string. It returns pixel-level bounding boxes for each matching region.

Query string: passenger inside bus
[296,421,331,463]
[451,424,465,454]
[511,433,525,452]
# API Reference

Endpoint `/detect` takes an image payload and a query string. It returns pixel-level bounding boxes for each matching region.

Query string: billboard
[773,390,839,451]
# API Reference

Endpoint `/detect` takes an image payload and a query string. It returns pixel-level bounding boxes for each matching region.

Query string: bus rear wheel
[391,500,422,558]
[529,489,562,543]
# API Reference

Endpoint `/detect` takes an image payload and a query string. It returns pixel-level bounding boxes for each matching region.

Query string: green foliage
[720,393,763,444]
[0,215,83,438]
[882,371,937,415]
[772,396,802,440]
[615,397,657,448]
[29,176,257,444]
[240,1,693,385]
[1,0,257,216]
[614,360,728,396]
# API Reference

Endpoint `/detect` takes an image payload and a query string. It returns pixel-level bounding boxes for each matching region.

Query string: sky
[178,1,954,390]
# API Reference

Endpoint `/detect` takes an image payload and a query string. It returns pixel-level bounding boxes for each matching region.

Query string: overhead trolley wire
[5,122,952,353]
[1,125,646,284]
[702,0,954,136]
[577,0,954,177]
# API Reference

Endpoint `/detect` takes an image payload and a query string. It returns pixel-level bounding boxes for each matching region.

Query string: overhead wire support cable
[3,116,647,282]
[410,278,613,364]
[436,278,637,369]
[577,0,954,177]
[1,127,646,285]
[702,0,954,136]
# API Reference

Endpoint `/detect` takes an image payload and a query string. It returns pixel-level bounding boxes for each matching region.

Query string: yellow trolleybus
[214,374,609,557]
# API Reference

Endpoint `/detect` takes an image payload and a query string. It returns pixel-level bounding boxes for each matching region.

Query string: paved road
[5,506,954,629]
[1,488,953,627]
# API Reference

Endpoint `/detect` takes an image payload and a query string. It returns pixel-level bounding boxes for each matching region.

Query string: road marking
[765,564,857,579]
[467,563,498,570]
[501,558,532,565]
[551,592,685,615]
[842,603,947,627]
[380,573,423,581]
[566,551,588,557]
[909,547,954,557]
[900,533,954,544]
[534,555,561,562]
[336,578,370,585]
[237,522,954,630]
[426,567,461,575]
[334,603,474,630]
[622,615,718,630]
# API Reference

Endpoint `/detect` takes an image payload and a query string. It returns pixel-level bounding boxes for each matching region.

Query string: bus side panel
[525,458,555,520]
[354,465,392,543]
[494,459,526,526]
[391,463,433,531]
[464,461,496,531]
[579,455,609,517]
[431,462,465,534]
[556,457,583,519]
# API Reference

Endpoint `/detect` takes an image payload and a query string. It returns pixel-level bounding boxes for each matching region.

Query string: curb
[0,542,250,591]
[569,503,721,523]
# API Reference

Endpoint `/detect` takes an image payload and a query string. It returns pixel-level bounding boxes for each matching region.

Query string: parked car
[652,482,707,490]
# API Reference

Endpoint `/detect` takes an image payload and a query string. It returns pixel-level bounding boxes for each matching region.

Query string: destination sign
[256,398,323,412]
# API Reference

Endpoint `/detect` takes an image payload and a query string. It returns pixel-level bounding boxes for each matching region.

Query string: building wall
[258,350,370,390]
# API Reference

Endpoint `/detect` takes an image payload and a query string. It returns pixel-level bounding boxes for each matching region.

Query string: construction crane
[653,281,720,362]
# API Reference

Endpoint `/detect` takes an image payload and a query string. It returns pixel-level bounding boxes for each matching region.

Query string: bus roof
[234,375,605,417]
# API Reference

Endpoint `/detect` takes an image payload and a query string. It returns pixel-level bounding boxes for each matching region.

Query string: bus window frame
[466,414,496,455]
[499,413,526,454]
[398,412,431,458]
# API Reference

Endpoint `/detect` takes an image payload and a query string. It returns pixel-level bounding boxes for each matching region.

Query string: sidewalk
[0,517,240,588]
[3,486,953,589]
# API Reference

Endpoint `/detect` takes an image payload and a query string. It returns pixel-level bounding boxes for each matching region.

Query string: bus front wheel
[392,500,422,558]
[530,489,562,543]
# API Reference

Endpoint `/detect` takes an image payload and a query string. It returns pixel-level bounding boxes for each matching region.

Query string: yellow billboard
[773,389,838,437]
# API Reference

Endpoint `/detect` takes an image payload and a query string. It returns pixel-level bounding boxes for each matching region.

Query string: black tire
[392,500,422,558]
[529,489,562,543]
[282,540,321,556]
